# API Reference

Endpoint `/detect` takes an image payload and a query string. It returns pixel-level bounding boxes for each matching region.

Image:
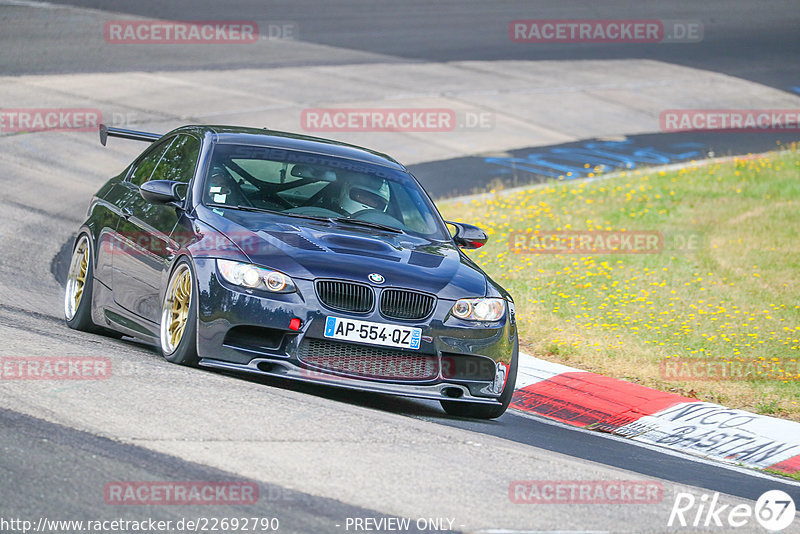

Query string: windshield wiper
[208,204,333,222]
[209,204,402,232]
[333,217,402,234]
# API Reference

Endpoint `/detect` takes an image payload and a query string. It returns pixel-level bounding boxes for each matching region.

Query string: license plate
[323,316,421,350]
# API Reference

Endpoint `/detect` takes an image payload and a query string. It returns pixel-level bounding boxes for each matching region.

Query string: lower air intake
[297,338,438,381]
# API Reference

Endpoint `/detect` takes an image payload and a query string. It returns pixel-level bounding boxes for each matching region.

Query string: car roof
[170,125,407,171]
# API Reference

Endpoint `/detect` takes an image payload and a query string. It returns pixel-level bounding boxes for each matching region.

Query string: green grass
[764,468,800,482]
[438,145,800,420]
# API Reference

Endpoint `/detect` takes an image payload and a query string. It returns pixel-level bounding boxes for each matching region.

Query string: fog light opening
[442,387,464,399]
[256,362,274,373]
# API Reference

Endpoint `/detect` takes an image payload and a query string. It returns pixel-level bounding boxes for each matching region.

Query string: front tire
[440,341,518,419]
[160,258,199,366]
[64,234,97,332]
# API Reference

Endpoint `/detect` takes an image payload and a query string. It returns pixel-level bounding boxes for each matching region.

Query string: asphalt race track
[1,1,800,533]
[7,0,800,91]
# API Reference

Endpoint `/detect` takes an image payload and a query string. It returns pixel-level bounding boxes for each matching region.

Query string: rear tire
[440,340,518,419]
[159,258,200,366]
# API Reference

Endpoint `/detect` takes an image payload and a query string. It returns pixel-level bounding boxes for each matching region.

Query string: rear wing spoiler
[99,124,161,146]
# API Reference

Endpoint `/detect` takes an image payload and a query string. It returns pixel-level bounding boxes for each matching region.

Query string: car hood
[197,207,488,300]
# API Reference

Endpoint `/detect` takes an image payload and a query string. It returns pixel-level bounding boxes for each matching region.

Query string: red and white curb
[512,352,800,476]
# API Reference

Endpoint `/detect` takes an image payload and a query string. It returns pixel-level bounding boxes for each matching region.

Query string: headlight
[451,298,505,321]
[216,259,295,293]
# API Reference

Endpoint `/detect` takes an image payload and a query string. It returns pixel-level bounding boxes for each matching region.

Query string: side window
[389,182,438,235]
[130,138,174,187]
[151,135,201,186]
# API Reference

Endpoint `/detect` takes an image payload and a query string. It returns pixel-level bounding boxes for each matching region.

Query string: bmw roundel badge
[368,273,385,284]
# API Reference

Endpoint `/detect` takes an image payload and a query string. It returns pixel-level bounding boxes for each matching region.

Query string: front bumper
[193,258,517,404]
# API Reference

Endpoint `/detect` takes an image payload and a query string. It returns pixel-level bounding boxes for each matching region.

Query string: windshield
[202,143,449,239]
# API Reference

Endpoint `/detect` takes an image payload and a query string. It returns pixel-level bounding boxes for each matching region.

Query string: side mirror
[448,221,488,249]
[140,180,183,205]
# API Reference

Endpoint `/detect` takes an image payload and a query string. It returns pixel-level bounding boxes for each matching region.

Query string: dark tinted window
[130,138,174,187]
[151,135,201,185]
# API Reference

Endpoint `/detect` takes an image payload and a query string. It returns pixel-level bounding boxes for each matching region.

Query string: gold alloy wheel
[64,235,90,320]
[160,264,192,354]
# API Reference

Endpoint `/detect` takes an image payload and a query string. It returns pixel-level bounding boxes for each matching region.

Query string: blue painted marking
[791,86,800,94]
[324,316,336,337]
[410,329,421,350]
[484,141,704,180]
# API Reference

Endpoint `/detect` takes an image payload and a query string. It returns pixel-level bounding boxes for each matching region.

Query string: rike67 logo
[669,490,796,531]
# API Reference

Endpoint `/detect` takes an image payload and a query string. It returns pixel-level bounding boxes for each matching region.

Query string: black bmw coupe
[64,124,518,418]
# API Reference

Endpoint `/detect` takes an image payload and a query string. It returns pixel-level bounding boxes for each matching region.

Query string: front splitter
[199,357,500,405]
